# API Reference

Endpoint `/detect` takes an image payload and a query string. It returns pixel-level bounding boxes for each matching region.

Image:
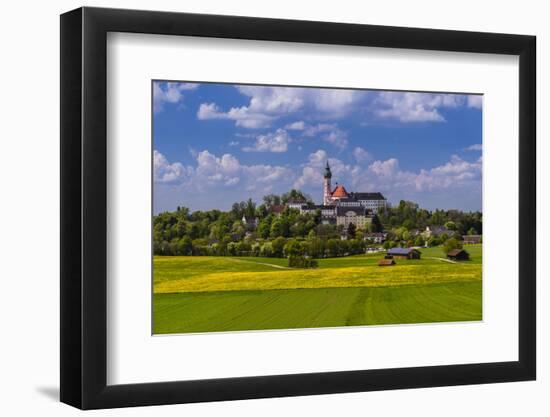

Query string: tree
[370,214,383,233]
[270,218,284,238]
[255,204,268,219]
[281,189,313,204]
[284,239,304,257]
[444,221,457,231]
[272,237,286,258]
[257,219,271,239]
[414,235,424,247]
[177,236,193,255]
[383,240,396,250]
[244,198,256,218]
[263,194,281,207]
[443,237,463,255]
[260,242,273,257]
[326,239,340,257]
[347,223,356,239]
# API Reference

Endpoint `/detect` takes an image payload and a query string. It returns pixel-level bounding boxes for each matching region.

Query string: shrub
[272,237,286,257]
[288,255,318,268]
[283,239,304,257]
[260,242,273,257]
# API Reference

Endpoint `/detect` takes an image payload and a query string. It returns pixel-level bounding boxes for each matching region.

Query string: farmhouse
[241,215,259,228]
[387,247,421,259]
[447,249,470,261]
[378,258,395,266]
[462,235,482,244]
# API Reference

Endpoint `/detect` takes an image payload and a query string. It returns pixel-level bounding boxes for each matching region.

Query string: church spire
[323,161,333,205]
[324,161,332,179]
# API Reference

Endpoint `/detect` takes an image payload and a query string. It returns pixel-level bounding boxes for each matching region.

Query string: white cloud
[153,82,198,113]
[197,102,275,128]
[353,146,373,163]
[156,148,293,192]
[228,141,240,146]
[369,158,399,177]
[465,143,483,151]
[196,102,220,119]
[363,155,481,192]
[373,92,467,122]
[153,150,193,184]
[301,123,348,149]
[314,89,359,115]
[242,129,291,153]
[176,150,293,191]
[197,86,367,129]
[294,149,481,196]
[294,149,352,188]
[322,129,348,149]
[285,121,306,130]
[467,95,483,109]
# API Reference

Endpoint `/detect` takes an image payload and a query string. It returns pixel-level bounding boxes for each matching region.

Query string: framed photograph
[60,7,536,409]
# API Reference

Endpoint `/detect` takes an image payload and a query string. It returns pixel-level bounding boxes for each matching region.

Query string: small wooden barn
[387,247,421,260]
[378,258,395,266]
[447,248,470,261]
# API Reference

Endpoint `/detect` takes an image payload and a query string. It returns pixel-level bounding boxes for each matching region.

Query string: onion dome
[324,161,332,179]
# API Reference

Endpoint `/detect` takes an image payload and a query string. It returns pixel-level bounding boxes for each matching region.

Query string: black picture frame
[60,6,536,410]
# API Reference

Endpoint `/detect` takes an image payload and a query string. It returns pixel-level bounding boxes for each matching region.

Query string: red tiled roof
[331,184,348,198]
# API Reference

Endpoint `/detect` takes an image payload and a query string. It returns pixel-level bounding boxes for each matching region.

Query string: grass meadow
[153,245,482,334]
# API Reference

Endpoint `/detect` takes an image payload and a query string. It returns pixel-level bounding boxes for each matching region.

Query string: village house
[462,235,482,244]
[387,247,421,260]
[241,215,259,229]
[364,232,387,244]
[422,225,451,239]
[286,197,308,211]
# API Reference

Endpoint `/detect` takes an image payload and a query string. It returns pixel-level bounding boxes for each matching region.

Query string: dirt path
[230,258,292,269]
[426,256,457,264]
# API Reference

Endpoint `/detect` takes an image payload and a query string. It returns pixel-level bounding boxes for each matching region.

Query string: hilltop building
[290,161,389,229]
[322,161,388,213]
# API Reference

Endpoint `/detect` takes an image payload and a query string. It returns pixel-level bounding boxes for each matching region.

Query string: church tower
[323,161,333,205]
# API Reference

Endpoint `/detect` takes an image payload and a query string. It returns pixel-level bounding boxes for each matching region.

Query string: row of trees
[378,200,482,236]
[153,194,482,258]
[154,192,383,248]
[154,235,373,258]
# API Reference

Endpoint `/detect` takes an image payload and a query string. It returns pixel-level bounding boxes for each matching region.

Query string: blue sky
[153,81,482,214]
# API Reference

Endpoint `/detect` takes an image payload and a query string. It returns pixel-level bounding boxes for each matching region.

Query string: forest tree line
[153,190,482,258]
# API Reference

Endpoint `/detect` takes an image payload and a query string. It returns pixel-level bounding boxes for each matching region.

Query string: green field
[153,245,482,334]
